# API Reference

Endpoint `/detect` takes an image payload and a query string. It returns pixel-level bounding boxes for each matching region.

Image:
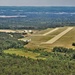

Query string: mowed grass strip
[37,28,53,34]
[45,27,73,44]
[4,48,40,59]
[48,27,67,36]
[30,27,67,42]
[29,36,54,43]
[26,27,67,49]
[31,28,53,36]
[43,28,59,36]
[51,27,75,48]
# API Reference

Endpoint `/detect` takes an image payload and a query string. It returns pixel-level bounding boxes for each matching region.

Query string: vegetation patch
[0,32,27,50]
[1,47,75,75]
[4,48,40,59]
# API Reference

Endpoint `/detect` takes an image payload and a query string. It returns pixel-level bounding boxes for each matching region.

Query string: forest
[0,32,75,75]
[0,16,75,30]
[0,7,75,29]
[0,46,75,75]
[0,32,27,52]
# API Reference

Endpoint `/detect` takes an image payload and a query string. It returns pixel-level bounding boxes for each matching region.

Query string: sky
[0,0,75,6]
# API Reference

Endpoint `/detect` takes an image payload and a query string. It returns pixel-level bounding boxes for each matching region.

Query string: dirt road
[0,30,16,33]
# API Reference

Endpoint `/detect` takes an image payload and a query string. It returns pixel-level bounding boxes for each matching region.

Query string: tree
[72,43,75,46]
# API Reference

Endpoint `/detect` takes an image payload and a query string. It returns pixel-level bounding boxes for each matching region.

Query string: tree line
[0,47,75,75]
[0,32,27,52]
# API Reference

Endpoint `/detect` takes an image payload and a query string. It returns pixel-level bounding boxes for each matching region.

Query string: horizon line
[0,5,75,7]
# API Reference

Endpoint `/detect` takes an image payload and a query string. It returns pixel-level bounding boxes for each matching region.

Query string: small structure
[24,30,28,33]
[19,39,31,43]
[22,30,28,35]
[28,30,33,34]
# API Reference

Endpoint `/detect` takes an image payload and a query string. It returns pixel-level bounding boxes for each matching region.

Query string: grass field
[45,27,73,44]
[4,48,40,59]
[4,48,47,59]
[36,28,53,34]
[3,26,75,58]
[51,27,75,48]
[25,27,68,49]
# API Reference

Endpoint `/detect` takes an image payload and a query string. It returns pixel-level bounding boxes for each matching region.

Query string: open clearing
[3,26,75,58]
[1,26,75,51]
[0,29,16,33]
[44,27,73,44]
[43,28,59,36]
[4,48,46,60]
[25,26,75,51]
[4,48,40,59]
[50,27,75,48]
[32,28,59,36]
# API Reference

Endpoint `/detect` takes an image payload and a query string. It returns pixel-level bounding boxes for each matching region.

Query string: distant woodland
[0,7,75,29]
[0,16,75,30]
